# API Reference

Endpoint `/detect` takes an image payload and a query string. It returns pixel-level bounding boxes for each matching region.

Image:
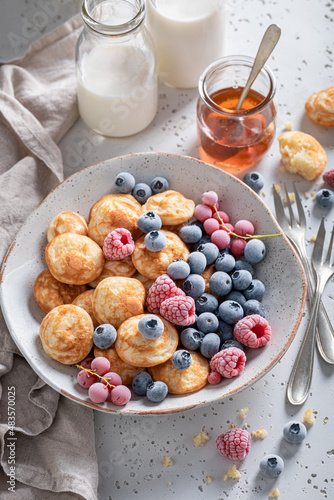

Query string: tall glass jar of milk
[76,0,158,137]
[146,0,225,89]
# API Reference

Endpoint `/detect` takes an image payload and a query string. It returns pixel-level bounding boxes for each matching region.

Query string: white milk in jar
[146,0,225,89]
[76,0,157,137]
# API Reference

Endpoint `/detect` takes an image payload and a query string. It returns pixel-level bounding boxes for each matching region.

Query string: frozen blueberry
[244,279,265,301]
[209,271,232,296]
[172,350,193,370]
[138,315,164,339]
[167,259,191,280]
[200,333,220,358]
[218,300,244,325]
[221,339,244,351]
[243,239,266,264]
[231,269,253,291]
[144,231,167,251]
[150,176,169,194]
[243,299,266,317]
[315,188,334,209]
[196,312,219,333]
[179,224,203,244]
[215,253,236,273]
[195,293,219,314]
[114,172,136,193]
[132,182,152,204]
[93,324,117,349]
[224,291,247,308]
[217,320,234,342]
[132,372,153,396]
[187,252,207,274]
[193,234,211,251]
[283,421,307,443]
[146,381,168,402]
[180,328,205,350]
[259,454,284,478]
[197,242,219,265]
[183,274,206,298]
[234,260,254,276]
[137,211,162,233]
[243,171,265,193]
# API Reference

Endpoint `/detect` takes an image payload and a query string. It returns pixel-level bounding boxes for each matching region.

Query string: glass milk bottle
[76,0,158,137]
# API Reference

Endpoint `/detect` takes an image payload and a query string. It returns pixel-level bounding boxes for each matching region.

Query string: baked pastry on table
[305,87,334,127]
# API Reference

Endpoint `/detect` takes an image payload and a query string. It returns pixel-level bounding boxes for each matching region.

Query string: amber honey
[197,85,276,169]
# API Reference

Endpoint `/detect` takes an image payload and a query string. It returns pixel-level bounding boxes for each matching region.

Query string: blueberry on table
[150,176,169,194]
[132,372,153,396]
[283,420,307,443]
[243,171,265,193]
[93,324,117,349]
[243,239,266,264]
[132,182,152,203]
[172,350,193,370]
[259,454,284,478]
[114,172,136,193]
[146,381,168,402]
[137,211,162,233]
[315,188,334,209]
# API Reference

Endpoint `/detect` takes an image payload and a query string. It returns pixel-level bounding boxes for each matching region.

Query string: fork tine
[324,224,334,265]
[293,184,306,227]
[272,184,289,230]
[312,217,326,264]
[283,183,296,227]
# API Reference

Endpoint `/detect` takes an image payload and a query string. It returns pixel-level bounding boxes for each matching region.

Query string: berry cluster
[113,172,169,203]
[132,372,168,403]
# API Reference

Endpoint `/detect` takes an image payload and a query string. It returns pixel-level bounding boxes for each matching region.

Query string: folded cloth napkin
[0,15,99,500]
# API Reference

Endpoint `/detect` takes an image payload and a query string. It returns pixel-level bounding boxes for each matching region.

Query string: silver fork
[273,183,334,364]
[287,218,334,405]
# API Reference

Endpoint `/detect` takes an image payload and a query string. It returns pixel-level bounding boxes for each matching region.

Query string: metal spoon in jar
[235,24,281,111]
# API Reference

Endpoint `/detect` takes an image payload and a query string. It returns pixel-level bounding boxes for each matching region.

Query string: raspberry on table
[146,274,185,313]
[160,295,195,326]
[216,428,251,460]
[103,228,135,260]
[210,347,246,378]
[323,168,334,188]
[208,371,222,384]
[233,314,271,348]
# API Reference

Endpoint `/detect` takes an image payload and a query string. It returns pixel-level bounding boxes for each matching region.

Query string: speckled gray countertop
[1,0,334,498]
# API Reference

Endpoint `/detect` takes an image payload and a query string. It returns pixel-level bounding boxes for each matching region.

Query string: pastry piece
[305,87,334,127]
[201,264,216,294]
[94,346,145,385]
[115,314,178,367]
[39,304,94,364]
[143,190,195,225]
[89,255,136,288]
[278,131,327,181]
[72,289,99,328]
[88,194,142,246]
[47,211,88,242]
[45,233,105,285]
[93,277,145,328]
[131,230,190,280]
[34,269,86,313]
[148,350,209,394]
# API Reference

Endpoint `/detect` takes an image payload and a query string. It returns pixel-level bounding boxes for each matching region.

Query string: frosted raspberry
[234,314,271,348]
[208,371,222,385]
[160,295,195,326]
[230,238,247,256]
[234,220,255,237]
[146,274,185,313]
[194,204,212,222]
[103,228,135,260]
[323,168,334,188]
[213,211,230,223]
[216,428,251,460]
[210,347,246,378]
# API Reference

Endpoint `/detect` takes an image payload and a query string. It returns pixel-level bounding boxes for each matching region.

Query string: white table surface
[1,1,334,499]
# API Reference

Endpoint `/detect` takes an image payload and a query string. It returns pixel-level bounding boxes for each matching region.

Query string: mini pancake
[45,233,105,285]
[89,256,136,288]
[148,350,209,394]
[88,194,142,246]
[72,289,99,328]
[143,190,195,226]
[34,269,86,313]
[47,211,88,242]
[131,230,190,280]
[92,277,145,328]
[132,272,155,298]
[39,304,94,364]
[305,87,334,127]
[94,346,145,385]
[115,314,178,367]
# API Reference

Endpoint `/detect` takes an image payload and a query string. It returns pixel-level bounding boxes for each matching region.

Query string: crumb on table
[269,487,280,498]
[279,165,287,173]
[311,235,317,242]
[284,121,293,131]
[273,184,281,194]
[223,465,241,481]
[323,417,329,424]
[262,190,266,197]
[303,409,316,425]
[193,431,210,447]
[230,423,236,428]
[304,191,310,199]
[311,191,316,197]
[251,427,268,439]
[161,455,174,468]
[239,407,249,419]
[283,192,296,205]
[206,475,213,484]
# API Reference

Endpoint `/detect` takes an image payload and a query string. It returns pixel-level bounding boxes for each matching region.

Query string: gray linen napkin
[0,15,99,500]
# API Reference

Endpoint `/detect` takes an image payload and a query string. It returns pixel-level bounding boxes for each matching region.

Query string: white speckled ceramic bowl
[0,153,306,415]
